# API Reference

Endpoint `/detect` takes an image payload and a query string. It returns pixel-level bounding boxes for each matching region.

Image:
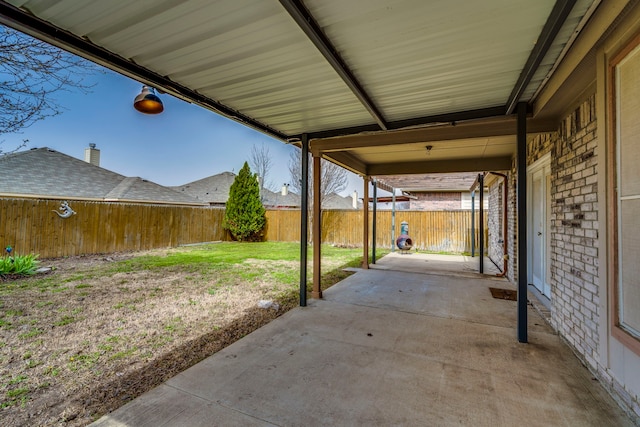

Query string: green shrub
[0,253,39,275]
[223,162,266,241]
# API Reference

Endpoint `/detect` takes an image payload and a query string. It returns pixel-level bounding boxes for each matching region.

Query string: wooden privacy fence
[322,210,486,253]
[1,198,486,258]
[0,198,227,258]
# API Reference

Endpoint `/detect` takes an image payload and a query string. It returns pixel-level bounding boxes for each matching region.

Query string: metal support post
[372,179,377,264]
[312,155,322,298]
[391,189,396,252]
[471,190,475,257]
[479,174,484,274]
[299,134,309,307]
[362,177,369,269]
[517,102,528,343]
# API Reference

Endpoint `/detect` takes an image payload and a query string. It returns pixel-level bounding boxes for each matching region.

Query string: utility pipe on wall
[489,172,509,277]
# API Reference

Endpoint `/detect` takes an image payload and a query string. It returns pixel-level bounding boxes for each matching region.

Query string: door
[528,155,551,298]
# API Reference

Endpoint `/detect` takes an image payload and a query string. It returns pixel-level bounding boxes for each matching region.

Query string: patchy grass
[0,242,385,426]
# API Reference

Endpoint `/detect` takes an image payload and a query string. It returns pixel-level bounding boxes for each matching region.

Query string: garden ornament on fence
[53,201,76,218]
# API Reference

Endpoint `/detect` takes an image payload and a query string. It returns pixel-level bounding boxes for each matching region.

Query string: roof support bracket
[279,0,388,130]
[505,0,577,114]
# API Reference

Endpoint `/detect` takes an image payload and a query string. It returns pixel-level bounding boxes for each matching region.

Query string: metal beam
[299,134,310,307]
[312,117,556,153]
[307,106,507,140]
[517,103,528,343]
[505,0,577,114]
[368,156,513,176]
[322,152,368,176]
[279,0,388,130]
[0,2,289,143]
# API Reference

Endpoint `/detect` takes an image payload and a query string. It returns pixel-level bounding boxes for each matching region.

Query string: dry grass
[0,242,373,426]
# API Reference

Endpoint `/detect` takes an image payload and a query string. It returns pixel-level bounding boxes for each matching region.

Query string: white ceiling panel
[0,0,601,173]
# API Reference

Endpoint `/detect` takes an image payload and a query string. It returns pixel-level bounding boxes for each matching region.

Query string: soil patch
[0,247,318,426]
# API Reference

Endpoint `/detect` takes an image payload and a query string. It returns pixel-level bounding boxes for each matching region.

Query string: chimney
[84,143,100,166]
[281,183,289,196]
[352,190,358,209]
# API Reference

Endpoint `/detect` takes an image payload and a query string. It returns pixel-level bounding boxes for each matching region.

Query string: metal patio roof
[0,0,600,176]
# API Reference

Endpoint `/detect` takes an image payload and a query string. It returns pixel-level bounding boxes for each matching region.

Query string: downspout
[489,172,508,277]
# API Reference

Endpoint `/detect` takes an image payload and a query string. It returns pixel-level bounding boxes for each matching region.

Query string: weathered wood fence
[1,198,486,258]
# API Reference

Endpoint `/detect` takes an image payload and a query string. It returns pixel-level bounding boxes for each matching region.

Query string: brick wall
[487,180,504,267]
[498,132,556,284]
[410,192,461,210]
[494,97,598,352]
[550,95,600,369]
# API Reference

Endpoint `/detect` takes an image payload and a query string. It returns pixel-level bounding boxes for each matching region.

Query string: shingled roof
[0,147,203,205]
[171,172,237,206]
[378,173,479,192]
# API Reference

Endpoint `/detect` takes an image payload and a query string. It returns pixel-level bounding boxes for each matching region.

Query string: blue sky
[2,65,363,195]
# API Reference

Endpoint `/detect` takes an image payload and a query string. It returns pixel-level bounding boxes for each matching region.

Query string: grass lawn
[0,242,386,426]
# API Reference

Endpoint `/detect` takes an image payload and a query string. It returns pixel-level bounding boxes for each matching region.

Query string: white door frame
[527,153,551,297]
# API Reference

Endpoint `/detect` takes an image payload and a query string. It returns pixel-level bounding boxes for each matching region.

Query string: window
[610,33,640,353]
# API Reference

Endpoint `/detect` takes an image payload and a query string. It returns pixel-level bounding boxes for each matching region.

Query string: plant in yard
[0,249,39,275]
[223,161,266,241]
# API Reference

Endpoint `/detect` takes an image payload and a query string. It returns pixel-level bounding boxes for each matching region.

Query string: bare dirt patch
[0,248,312,426]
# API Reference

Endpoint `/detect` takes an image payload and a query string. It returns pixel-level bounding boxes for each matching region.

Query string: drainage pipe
[489,172,509,277]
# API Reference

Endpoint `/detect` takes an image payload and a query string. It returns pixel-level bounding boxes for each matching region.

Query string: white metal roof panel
[306,0,556,121]
[0,0,601,170]
[7,0,375,134]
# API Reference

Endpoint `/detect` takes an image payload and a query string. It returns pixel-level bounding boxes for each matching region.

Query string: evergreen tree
[223,162,266,241]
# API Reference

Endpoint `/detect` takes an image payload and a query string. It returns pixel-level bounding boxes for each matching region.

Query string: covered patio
[3,0,639,422]
[0,0,602,343]
[92,257,632,426]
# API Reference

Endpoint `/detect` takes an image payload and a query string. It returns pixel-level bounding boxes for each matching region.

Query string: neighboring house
[323,192,360,210]
[377,173,488,210]
[174,173,361,210]
[0,146,203,205]
[171,172,237,207]
[261,185,300,209]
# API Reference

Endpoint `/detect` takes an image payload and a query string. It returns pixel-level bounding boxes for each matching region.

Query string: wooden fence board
[0,198,486,258]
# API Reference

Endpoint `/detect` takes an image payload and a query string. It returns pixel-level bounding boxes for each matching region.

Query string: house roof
[323,193,358,210]
[0,0,603,177]
[173,173,359,209]
[0,147,203,205]
[261,189,301,208]
[378,173,480,192]
[171,172,237,205]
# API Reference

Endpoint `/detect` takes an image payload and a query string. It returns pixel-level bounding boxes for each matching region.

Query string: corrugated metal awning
[0,0,600,175]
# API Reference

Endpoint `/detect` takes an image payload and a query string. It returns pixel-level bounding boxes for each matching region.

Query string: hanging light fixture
[133,85,164,114]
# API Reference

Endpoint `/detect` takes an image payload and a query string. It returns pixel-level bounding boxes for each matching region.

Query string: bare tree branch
[0,25,99,153]
[288,148,348,207]
[249,143,275,200]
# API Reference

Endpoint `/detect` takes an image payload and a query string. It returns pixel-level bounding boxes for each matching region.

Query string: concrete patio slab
[92,256,635,426]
